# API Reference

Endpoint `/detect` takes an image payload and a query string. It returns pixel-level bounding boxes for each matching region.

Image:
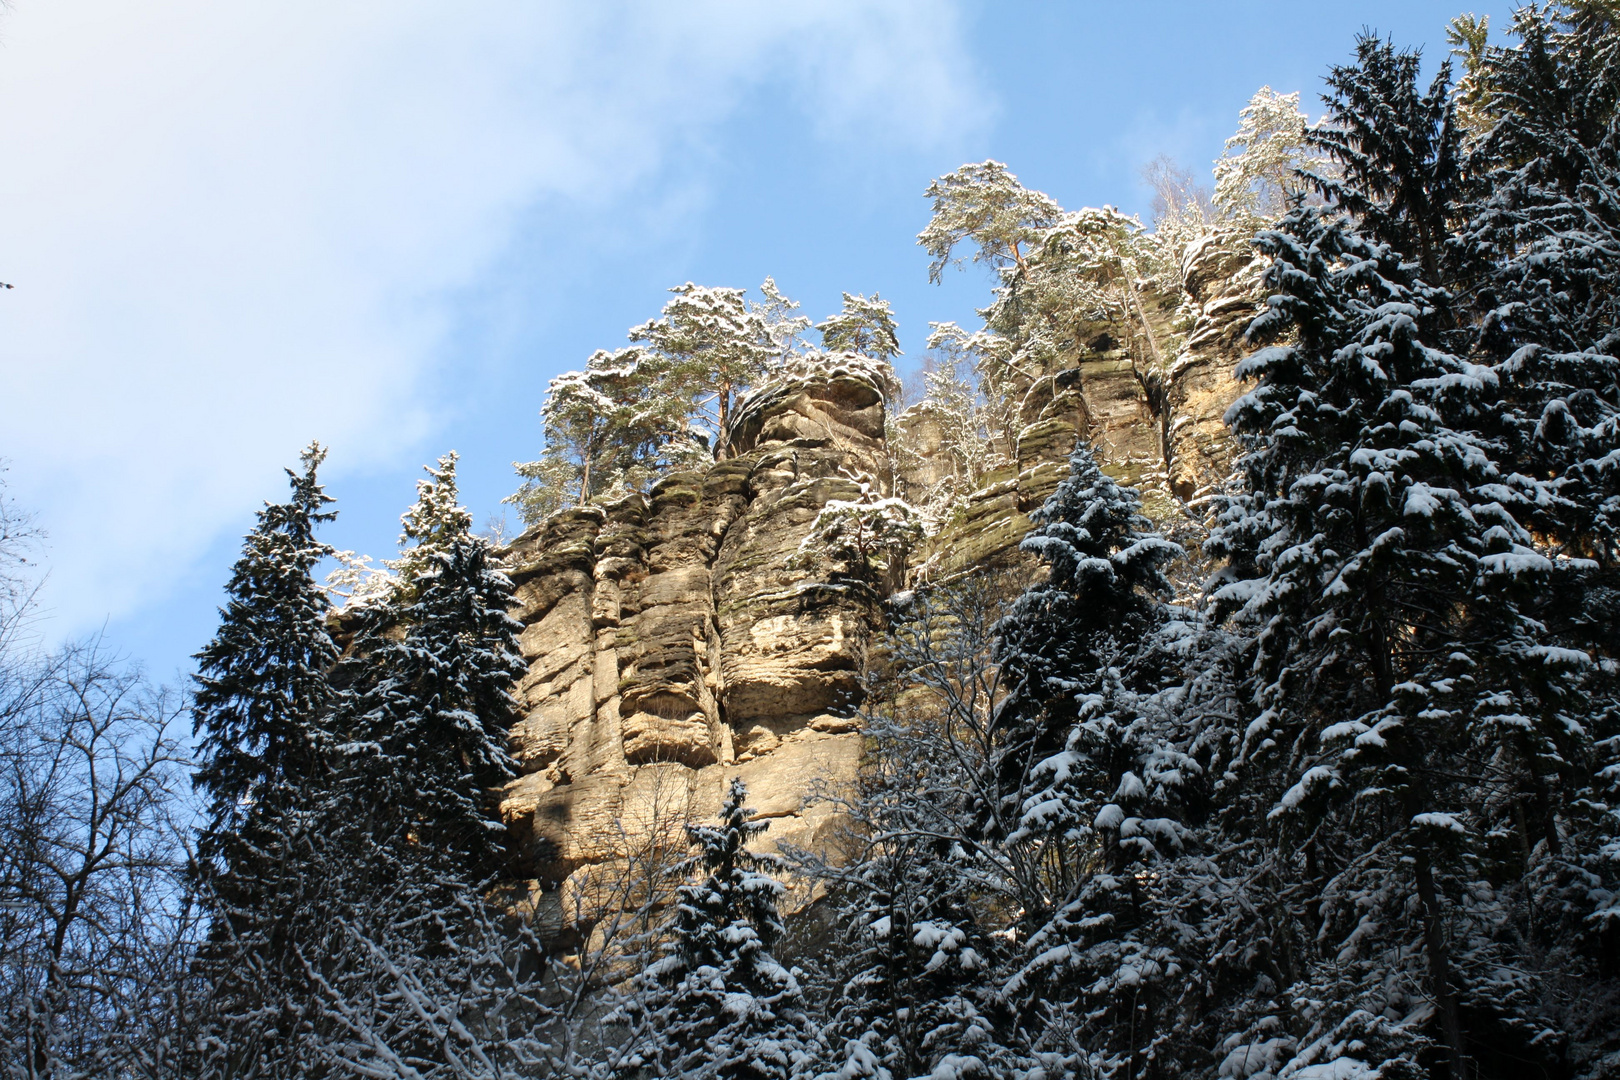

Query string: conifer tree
[190,444,353,1077]
[348,534,526,884]
[632,282,777,460]
[1465,4,1620,357]
[1460,5,1620,564]
[817,292,902,362]
[196,457,545,1076]
[990,448,1191,1078]
[755,276,814,362]
[192,442,338,883]
[917,160,1062,282]
[1304,34,1463,287]
[1208,203,1584,1076]
[994,447,1181,793]
[1211,86,1321,227]
[615,779,808,1080]
[510,280,804,522]
[507,347,701,525]
[389,450,475,596]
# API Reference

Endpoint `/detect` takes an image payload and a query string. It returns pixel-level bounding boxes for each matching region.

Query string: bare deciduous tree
[0,638,198,1080]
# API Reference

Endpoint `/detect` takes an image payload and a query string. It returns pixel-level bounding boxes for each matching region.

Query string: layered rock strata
[501,269,1257,924]
[1165,228,1264,503]
[499,361,890,900]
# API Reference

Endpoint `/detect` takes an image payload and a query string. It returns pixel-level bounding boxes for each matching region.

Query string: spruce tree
[190,443,350,1077]
[1462,5,1620,566]
[1304,34,1463,288]
[348,534,526,884]
[615,779,808,1080]
[192,441,338,889]
[1208,202,1586,1076]
[1457,9,1620,1061]
[991,448,1194,1078]
[993,447,1181,805]
[196,457,541,1075]
[1465,4,1620,357]
[389,450,474,598]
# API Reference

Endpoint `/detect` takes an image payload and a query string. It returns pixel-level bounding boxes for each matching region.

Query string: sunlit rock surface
[501,285,1254,919]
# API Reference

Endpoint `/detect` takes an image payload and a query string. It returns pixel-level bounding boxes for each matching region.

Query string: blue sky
[0,1,1518,683]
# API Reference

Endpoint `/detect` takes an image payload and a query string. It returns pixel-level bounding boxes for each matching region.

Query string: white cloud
[0,0,988,631]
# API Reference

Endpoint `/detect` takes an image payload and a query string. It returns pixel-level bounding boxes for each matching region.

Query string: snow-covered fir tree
[613,779,809,1080]
[345,534,527,883]
[192,442,338,857]
[188,444,354,1076]
[195,460,555,1078]
[990,448,1194,1079]
[147,12,1620,1078]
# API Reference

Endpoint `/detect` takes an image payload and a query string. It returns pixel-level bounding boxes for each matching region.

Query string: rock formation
[498,250,1259,924]
[498,361,890,908]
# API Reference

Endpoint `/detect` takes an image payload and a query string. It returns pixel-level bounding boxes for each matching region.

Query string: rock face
[1166,229,1264,503]
[500,261,1257,925]
[904,240,1260,578]
[499,360,890,899]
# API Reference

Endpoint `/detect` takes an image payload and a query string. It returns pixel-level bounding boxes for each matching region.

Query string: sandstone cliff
[499,243,1259,923]
[498,361,889,905]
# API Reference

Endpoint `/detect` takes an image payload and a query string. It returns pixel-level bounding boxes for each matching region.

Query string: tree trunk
[1414,847,1468,1078]
[1120,272,1164,369]
[715,386,733,460]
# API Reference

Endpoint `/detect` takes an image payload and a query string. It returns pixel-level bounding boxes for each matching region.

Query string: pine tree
[817,292,902,362]
[755,276,813,362]
[510,279,803,522]
[192,441,338,884]
[631,282,778,460]
[1211,85,1322,228]
[917,160,1062,283]
[507,348,699,525]
[615,779,808,1080]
